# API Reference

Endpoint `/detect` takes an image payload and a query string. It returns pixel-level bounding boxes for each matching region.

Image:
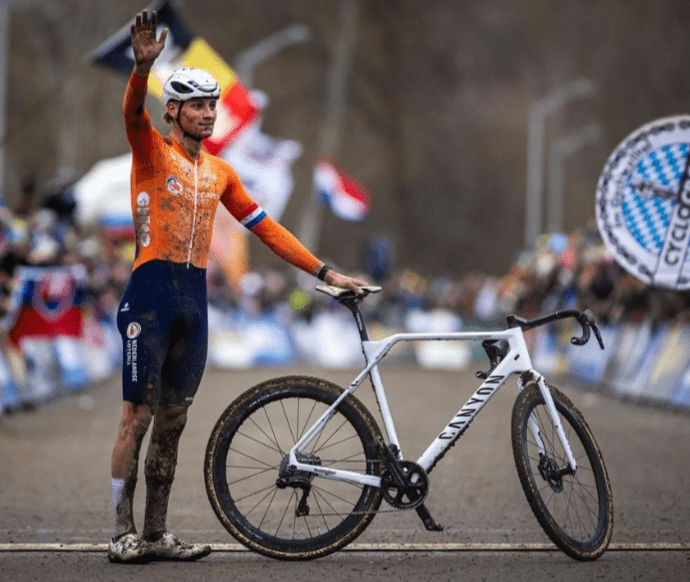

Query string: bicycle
[204,285,613,561]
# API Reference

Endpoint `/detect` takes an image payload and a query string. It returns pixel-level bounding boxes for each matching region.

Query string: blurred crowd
[0,178,131,329]
[3,170,690,352]
[337,224,690,334]
[461,224,690,329]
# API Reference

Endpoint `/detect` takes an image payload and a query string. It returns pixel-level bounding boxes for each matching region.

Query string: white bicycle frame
[288,325,578,488]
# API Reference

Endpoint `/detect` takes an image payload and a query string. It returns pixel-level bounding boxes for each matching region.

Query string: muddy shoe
[149,532,212,561]
[108,533,155,564]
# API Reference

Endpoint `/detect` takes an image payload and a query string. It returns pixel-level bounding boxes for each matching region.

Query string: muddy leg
[142,404,188,541]
[111,402,154,538]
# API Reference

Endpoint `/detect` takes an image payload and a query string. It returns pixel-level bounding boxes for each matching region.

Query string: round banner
[596,115,690,289]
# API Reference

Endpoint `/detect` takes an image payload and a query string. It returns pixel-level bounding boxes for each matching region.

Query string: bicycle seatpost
[340,296,370,341]
[316,284,381,342]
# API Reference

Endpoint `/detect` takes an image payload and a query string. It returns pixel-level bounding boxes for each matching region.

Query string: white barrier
[531,318,690,411]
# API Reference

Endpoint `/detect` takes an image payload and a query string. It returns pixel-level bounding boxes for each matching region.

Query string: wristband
[317,264,332,281]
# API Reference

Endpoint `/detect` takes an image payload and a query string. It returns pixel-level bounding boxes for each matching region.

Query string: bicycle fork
[519,371,578,476]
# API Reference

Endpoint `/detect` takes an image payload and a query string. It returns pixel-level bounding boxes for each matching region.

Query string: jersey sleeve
[123,72,155,158]
[249,215,321,275]
[220,168,320,275]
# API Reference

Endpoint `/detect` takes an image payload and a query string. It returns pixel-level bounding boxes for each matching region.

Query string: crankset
[380,459,430,510]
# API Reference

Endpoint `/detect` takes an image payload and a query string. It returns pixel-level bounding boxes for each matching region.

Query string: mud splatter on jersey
[123,72,320,275]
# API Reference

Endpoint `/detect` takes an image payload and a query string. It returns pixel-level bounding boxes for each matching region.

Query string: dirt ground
[1,365,689,580]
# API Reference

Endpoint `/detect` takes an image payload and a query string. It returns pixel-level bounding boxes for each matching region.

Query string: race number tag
[596,116,690,289]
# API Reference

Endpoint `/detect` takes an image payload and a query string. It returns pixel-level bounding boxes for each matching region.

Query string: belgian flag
[86,0,260,155]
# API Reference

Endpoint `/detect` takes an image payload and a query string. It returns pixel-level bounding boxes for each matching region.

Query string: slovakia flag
[314,160,370,222]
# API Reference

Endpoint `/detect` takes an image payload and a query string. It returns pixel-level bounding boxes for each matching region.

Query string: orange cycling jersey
[123,72,320,274]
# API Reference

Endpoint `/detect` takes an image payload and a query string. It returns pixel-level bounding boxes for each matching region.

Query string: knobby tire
[511,382,613,561]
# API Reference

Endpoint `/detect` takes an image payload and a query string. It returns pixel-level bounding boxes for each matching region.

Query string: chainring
[381,460,429,509]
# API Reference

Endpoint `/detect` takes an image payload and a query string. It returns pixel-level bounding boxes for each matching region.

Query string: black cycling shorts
[116,260,208,407]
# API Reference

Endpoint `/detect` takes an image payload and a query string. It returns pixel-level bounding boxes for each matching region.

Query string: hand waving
[131,9,168,74]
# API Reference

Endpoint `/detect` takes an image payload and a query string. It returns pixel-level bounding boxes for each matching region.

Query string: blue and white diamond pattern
[621,143,689,258]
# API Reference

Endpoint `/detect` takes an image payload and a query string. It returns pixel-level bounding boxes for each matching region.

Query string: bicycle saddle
[315,285,382,299]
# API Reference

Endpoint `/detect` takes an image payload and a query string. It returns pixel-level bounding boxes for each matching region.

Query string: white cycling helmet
[162,67,220,105]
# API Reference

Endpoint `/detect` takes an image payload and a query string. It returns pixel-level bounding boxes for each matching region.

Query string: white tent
[73,153,132,229]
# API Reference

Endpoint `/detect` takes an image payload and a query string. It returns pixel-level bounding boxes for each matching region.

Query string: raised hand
[131,9,168,75]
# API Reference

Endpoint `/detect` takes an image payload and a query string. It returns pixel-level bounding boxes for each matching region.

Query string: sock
[112,477,125,510]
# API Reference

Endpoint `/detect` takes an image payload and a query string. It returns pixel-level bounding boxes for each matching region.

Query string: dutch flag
[239,203,267,230]
[314,160,370,222]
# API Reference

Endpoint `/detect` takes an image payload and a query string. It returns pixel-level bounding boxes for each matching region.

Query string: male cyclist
[108,9,367,564]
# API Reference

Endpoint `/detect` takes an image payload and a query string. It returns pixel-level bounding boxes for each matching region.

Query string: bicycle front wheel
[511,382,613,561]
[204,375,384,560]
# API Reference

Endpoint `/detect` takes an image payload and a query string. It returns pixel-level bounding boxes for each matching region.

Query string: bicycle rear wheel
[204,375,384,560]
[511,382,613,561]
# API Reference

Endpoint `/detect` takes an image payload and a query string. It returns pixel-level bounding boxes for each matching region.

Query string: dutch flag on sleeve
[239,203,267,229]
[314,160,371,222]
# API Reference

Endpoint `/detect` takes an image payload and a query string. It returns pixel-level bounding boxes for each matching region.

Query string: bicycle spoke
[269,488,293,536]
[309,488,336,533]
[226,465,278,487]
[314,430,363,455]
[238,410,284,457]
[242,483,280,520]
[311,482,362,509]
[308,416,349,452]
[228,438,280,467]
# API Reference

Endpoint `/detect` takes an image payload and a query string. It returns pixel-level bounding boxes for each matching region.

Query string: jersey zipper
[186,158,199,268]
